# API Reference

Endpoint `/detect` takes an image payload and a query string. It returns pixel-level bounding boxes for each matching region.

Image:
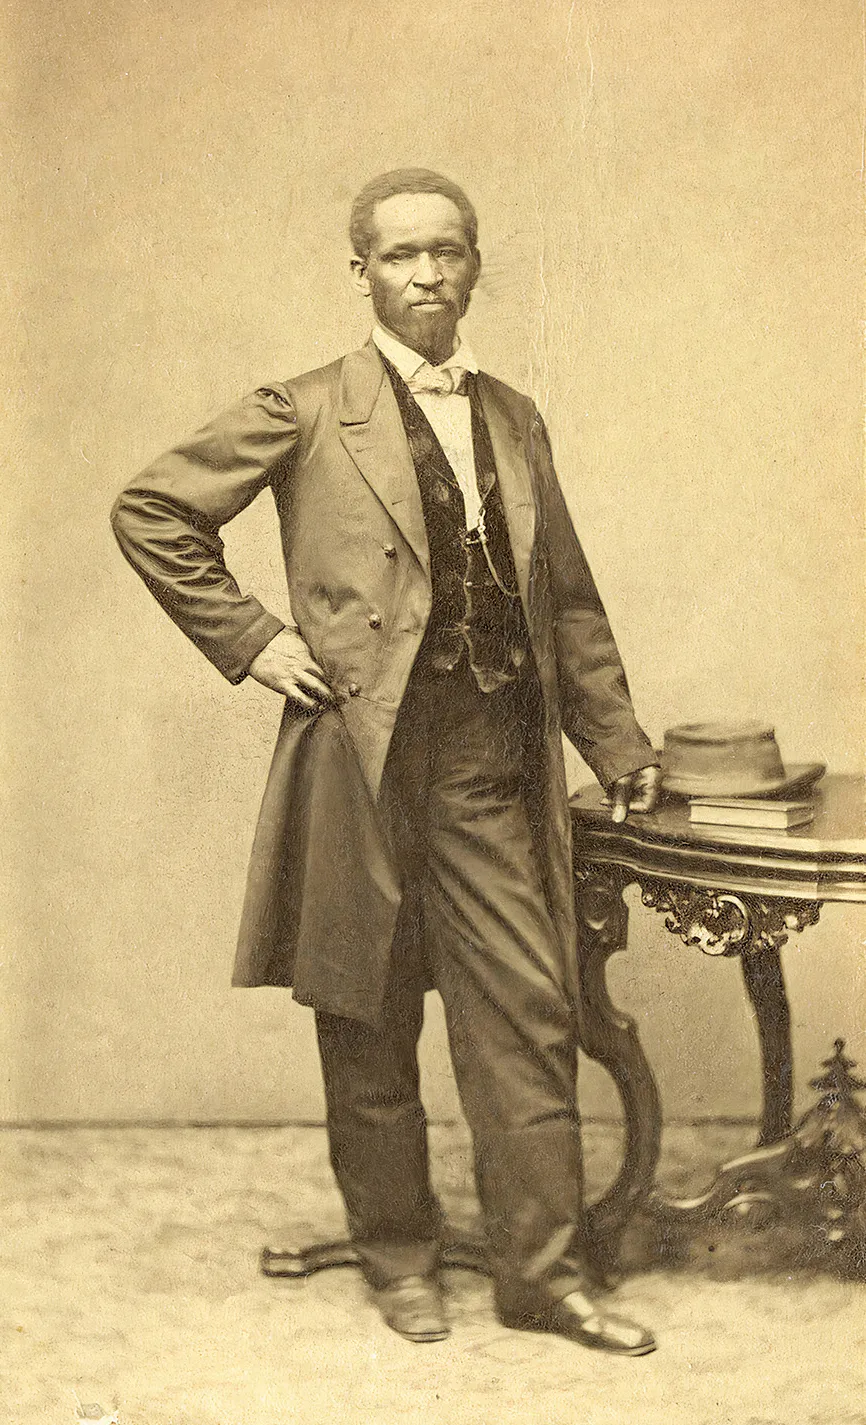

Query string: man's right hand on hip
[248,628,336,712]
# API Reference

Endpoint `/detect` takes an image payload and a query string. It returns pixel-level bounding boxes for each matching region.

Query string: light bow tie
[406,363,468,396]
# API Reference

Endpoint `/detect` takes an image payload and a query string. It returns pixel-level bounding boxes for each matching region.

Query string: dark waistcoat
[382,361,531,693]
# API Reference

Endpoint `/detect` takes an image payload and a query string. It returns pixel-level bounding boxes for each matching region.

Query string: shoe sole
[388,1325,450,1343]
[499,1310,656,1357]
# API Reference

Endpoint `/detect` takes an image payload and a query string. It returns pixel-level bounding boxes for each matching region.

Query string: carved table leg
[639,882,821,1147]
[635,881,828,1249]
[573,865,663,1258]
[740,947,792,1145]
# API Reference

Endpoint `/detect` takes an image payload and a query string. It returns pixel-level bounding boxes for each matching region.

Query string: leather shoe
[499,1288,656,1356]
[373,1274,449,1343]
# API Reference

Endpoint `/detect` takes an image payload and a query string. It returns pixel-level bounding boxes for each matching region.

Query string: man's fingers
[629,766,663,815]
[248,632,335,702]
[610,779,632,824]
[296,668,336,702]
[250,660,337,709]
[285,685,319,711]
[298,656,329,682]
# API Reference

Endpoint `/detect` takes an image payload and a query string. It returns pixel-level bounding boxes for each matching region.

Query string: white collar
[372,324,480,381]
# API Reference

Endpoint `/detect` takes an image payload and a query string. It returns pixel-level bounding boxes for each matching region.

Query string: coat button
[368,613,382,629]
[383,544,397,559]
[347,682,361,697]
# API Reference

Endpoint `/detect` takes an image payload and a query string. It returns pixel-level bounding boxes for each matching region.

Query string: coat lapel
[337,347,537,602]
[338,343,430,576]
[476,374,537,617]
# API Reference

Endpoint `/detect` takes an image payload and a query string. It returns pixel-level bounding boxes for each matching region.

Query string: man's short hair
[350,169,478,259]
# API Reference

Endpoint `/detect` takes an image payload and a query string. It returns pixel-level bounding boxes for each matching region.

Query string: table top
[569,773,866,903]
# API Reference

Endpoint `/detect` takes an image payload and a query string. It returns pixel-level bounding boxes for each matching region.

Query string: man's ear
[460,249,482,314]
[350,257,371,298]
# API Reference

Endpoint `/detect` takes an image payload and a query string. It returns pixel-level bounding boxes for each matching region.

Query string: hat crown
[670,719,776,747]
[662,720,786,796]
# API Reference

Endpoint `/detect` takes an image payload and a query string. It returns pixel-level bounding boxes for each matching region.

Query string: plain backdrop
[2,0,863,1126]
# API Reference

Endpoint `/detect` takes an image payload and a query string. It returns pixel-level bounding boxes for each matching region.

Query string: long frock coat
[112,341,657,1027]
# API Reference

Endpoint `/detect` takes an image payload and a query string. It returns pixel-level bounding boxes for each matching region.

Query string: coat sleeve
[528,409,658,789]
[111,384,299,683]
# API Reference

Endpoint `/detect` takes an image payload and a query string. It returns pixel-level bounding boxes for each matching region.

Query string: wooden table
[569,772,866,1256]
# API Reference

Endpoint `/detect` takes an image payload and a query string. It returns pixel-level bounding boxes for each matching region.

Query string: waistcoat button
[347,682,361,697]
[383,544,397,558]
[368,613,382,629]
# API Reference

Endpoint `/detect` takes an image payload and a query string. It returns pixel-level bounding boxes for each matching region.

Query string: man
[112,169,662,1354]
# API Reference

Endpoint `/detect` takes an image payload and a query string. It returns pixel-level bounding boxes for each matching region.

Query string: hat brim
[661,760,826,800]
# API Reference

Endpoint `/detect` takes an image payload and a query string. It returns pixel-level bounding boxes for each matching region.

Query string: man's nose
[412,252,443,288]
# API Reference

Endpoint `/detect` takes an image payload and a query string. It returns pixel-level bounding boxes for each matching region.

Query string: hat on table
[661,720,825,799]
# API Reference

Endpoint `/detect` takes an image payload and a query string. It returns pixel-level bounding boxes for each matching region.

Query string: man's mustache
[408,287,475,316]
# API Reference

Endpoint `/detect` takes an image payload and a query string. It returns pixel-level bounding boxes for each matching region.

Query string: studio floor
[2,1121,864,1425]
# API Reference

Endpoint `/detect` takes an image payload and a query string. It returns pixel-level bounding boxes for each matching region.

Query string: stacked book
[688,797,815,832]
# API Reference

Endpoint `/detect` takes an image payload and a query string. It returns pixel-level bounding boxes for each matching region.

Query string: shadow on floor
[2,1122,864,1425]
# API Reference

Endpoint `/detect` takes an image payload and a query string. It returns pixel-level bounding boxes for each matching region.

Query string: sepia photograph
[3,1,865,1422]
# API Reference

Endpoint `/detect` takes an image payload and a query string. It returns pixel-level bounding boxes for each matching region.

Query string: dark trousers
[315,662,591,1309]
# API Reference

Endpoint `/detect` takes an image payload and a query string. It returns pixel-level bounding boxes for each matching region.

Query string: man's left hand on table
[609,765,663,824]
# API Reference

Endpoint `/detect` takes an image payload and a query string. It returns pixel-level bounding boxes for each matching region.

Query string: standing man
[112,169,662,1354]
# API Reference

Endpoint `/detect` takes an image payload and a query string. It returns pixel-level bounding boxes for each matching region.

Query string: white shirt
[371,324,484,529]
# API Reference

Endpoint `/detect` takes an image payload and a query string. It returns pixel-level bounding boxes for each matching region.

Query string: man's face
[351,192,480,363]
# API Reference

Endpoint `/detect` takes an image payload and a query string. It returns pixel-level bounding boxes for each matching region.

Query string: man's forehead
[370,192,470,245]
